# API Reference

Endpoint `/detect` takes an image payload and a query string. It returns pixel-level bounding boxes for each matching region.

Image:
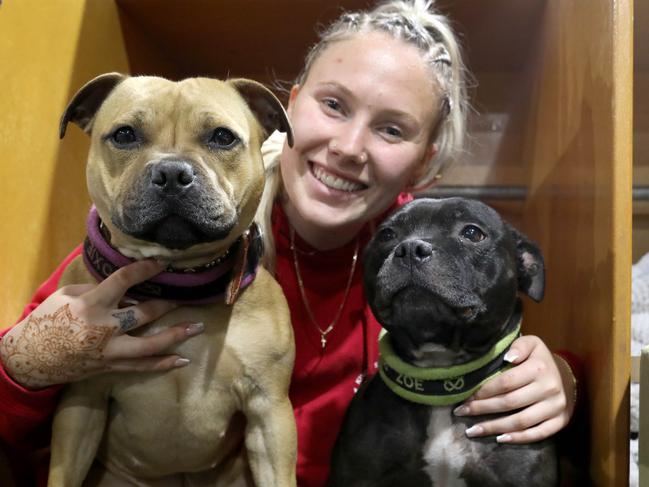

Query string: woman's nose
[328,121,369,164]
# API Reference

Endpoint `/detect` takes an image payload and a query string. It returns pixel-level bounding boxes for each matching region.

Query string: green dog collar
[378,319,521,406]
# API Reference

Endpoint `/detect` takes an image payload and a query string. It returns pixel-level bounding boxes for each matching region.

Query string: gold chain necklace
[289,227,359,350]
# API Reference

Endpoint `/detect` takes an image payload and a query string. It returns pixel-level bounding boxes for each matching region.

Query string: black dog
[328,197,557,487]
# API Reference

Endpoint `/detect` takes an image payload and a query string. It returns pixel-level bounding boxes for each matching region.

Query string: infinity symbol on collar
[443,377,465,392]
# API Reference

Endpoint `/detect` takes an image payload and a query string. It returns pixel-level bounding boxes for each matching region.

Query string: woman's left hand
[452,335,576,444]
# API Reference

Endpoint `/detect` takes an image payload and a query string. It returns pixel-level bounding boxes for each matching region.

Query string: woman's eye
[322,98,343,114]
[383,126,403,138]
[377,227,397,243]
[112,126,138,146]
[209,127,239,148]
[460,225,487,243]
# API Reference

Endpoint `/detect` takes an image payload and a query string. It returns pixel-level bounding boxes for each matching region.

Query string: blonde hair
[257,0,469,271]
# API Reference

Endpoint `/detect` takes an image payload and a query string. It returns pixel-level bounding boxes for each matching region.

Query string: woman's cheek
[378,148,423,180]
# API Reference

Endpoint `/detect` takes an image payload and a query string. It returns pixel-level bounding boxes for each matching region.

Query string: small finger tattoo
[112,309,138,332]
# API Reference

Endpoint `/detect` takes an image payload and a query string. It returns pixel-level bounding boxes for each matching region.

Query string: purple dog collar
[82,206,261,304]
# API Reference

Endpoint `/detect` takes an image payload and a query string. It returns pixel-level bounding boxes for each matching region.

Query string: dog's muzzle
[114,159,236,249]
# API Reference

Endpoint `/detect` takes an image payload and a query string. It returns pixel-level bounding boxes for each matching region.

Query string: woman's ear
[287,84,301,116]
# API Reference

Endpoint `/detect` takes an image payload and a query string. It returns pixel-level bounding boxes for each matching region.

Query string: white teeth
[313,165,365,192]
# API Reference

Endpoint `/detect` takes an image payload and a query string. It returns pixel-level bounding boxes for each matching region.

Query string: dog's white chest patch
[422,408,477,487]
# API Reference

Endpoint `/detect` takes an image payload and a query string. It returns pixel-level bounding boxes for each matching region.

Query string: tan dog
[48,74,296,487]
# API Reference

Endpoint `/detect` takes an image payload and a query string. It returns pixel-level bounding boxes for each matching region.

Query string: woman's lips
[310,162,368,192]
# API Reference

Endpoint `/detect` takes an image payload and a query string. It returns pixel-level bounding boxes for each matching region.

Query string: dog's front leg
[48,381,109,487]
[243,391,297,487]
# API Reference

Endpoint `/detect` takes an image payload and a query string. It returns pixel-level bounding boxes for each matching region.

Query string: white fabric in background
[629,252,649,487]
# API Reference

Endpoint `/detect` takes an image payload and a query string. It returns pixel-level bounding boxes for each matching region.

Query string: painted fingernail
[122,298,139,306]
[465,425,484,437]
[504,351,519,363]
[496,434,512,443]
[185,322,205,336]
[175,358,190,367]
[453,405,469,416]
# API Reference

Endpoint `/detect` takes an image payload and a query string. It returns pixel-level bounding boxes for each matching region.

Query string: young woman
[0,1,577,486]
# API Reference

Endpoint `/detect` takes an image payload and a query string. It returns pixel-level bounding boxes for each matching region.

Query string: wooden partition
[518,3,632,484]
[0,0,130,324]
[0,1,633,485]
[433,2,633,485]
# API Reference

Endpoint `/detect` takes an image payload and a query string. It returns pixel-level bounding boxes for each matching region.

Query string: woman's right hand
[0,260,204,390]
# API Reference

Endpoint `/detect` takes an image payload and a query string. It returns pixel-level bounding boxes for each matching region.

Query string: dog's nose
[394,239,434,264]
[150,160,196,194]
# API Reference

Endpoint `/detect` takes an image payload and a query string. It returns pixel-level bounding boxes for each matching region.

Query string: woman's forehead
[304,32,441,118]
[308,32,433,84]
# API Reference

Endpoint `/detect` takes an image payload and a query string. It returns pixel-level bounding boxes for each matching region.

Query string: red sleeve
[0,245,82,482]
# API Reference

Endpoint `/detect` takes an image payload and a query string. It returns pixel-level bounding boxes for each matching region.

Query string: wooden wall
[0,0,130,325]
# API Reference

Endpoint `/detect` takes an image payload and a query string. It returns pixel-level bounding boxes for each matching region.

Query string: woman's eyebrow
[316,81,354,97]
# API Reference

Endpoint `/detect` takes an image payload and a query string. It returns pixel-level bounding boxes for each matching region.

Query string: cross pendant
[321,334,327,349]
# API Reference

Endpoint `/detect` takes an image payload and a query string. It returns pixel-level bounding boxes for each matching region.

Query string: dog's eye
[376,227,397,243]
[209,127,239,148]
[460,225,486,243]
[112,126,138,146]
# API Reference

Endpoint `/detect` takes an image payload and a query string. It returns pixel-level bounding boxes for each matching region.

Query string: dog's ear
[59,72,127,139]
[229,78,294,147]
[509,225,545,302]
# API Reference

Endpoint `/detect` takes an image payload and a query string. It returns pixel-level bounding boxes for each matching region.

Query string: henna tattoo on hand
[0,304,114,388]
[112,309,138,332]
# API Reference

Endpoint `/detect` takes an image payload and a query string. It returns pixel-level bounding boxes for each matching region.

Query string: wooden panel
[635,74,649,173]
[114,0,545,80]
[0,0,132,327]
[517,1,633,485]
[115,0,369,83]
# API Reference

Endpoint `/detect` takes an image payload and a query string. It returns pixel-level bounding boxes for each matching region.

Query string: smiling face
[280,31,442,249]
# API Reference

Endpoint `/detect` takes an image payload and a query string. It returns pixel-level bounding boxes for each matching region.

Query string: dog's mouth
[142,215,234,249]
[380,287,499,364]
[375,279,484,325]
[109,165,240,250]
[116,211,237,250]
[389,286,481,325]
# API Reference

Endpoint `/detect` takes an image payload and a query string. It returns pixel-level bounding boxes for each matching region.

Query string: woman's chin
[306,204,364,230]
